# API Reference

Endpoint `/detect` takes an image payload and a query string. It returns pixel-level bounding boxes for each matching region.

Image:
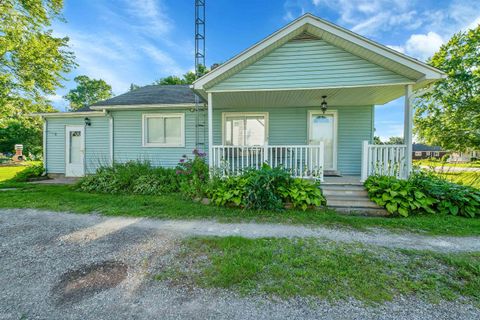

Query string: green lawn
[414,159,480,168]
[0,183,479,236]
[0,166,27,182]
[157,237,480,303]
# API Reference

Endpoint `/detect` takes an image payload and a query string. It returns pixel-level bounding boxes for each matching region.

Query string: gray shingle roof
[90,84,198,107]
[412,143,443,151]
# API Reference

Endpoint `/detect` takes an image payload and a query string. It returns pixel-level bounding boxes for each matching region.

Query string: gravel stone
[0,208,478,320]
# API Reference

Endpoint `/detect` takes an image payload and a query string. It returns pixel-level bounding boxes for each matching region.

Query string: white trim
[206,81,416,93]
[308,110,338,171]
[404,84,413,176]
[90,103,196,110]
[208,93,213,168]
[43,120,47,171]
[65,125,85,177]
[34,111,106,118]
[193,13,445,91]
[221,112,269,146]
[109,115,114,165]
[141,113,185,148]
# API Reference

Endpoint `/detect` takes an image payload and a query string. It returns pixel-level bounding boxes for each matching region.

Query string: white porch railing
[211,143,324,180]
[361,141,408,181]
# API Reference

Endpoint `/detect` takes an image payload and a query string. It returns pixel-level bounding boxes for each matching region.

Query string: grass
[435,171,480,189]
[0,183,480,236]
[414,159,480,168]
[156,237,480,303]
[0,166,27,182]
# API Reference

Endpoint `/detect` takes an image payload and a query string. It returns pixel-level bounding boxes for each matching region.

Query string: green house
[38,14,445,181]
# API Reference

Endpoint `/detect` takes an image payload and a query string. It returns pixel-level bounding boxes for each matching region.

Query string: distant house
[35,14,445,182]
[412,143,447,160]
[448,151,480,163]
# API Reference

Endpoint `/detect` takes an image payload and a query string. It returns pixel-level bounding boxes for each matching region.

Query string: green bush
[278,178,325,210]
[410,172,480,218]
[364,175,436,217]
[76,161,180,195]
[10,162,45,182]
[176,150,209,198]
[208,164,326,211]
[364,173,480,218]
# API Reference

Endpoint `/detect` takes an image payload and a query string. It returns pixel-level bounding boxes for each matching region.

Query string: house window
[223,113,268,146]
[142,113,184,147]
[434,151,440,157]
[415,151,422,156]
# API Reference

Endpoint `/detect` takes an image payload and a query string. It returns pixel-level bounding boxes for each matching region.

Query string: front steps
[320,182,388,216]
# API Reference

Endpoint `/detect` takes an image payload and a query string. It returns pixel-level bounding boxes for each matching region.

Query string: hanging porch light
[321,95,328,114]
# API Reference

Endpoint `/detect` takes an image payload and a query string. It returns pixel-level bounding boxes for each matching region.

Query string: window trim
[221,112,269,146]
[142,113,185,147]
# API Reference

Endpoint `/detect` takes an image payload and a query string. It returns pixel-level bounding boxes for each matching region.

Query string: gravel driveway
[1,209,479,320]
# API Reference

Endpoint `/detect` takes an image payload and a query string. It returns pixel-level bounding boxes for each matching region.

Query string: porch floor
[323,175,362,185]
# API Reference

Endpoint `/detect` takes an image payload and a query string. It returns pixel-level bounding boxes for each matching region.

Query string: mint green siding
[213,106,373,175]
[45,117,110,174]
[111,109,196,167]
[211,40,410,91]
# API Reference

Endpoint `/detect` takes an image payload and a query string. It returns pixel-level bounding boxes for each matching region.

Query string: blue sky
[51,0,480,141]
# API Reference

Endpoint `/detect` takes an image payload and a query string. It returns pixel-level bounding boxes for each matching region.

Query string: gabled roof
[192,13,445,98]
[90,85,198,109]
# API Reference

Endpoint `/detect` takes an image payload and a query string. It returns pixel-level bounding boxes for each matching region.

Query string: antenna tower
[194,0,206,150]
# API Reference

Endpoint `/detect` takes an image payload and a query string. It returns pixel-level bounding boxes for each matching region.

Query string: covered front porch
[204,85,414,182]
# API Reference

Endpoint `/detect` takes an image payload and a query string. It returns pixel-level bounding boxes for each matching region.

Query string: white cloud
[405,31,444,61]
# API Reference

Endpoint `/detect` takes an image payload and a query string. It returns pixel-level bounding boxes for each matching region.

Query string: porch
[210,142,409,182]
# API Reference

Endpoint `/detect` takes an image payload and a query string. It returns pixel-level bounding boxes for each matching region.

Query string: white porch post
[404,84,413,177]
[360,140,369,182]
[207,92,213,169]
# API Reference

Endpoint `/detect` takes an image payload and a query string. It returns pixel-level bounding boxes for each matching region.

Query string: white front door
[65,126,85,177]
[309,111,337,171]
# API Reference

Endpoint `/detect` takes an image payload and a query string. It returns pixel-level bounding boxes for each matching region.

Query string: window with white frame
[223,113,267,146]
[142,113,184,147]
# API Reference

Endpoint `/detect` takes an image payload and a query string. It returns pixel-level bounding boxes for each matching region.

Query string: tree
[153,64,209,85]
[129,83,141,91]
[414,25,480,151]
[385,137,404,145]
[0,0,76,155]
[64,75,113,110]
[373,136,383,144]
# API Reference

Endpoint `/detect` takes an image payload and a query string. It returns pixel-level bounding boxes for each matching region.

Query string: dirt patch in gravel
[52,260,128,305]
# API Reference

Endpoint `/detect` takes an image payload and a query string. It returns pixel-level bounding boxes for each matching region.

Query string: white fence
[361,141,408,181]
[211,144,324,180]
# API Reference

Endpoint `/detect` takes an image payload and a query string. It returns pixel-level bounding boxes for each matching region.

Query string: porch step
[320,183,388,216]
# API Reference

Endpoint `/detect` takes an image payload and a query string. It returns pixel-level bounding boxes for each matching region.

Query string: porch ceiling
[211,84,408,108]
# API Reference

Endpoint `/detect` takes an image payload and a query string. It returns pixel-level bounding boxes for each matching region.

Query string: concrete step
[330,207,389,216]
[326,197,382,209]
[322,189,368,197]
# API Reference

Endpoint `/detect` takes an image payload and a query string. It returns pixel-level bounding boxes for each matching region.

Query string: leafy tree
[64,75,113,110]
[385,137,404,145]
[154,64,209,85]
[414,25,480,151]
[129,83,141,91]
[0,0,76,155]
[373,136,383,144]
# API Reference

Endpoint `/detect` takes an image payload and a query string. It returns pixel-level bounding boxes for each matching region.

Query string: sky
[50,0,480,141]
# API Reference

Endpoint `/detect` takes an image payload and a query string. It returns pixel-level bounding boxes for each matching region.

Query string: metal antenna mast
[194,0,206,150]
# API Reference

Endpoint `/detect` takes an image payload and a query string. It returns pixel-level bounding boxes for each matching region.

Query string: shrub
[208,164,326,211]
[176,150,209,198]
[364,175,436,217]
[278,178,325,210]
[364,173,480,218]
[10,162,45,182]
[410,172,480,218]
[76,161,180,195]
